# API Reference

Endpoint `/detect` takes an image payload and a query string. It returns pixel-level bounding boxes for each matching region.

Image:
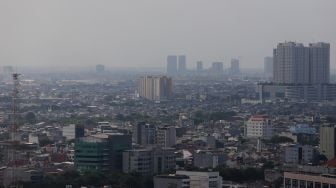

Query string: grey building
[273,42,330,85]
[178,55,187,73]
[154,174,190,188]
[156,126,176,148]
[133,122,156,146]
[167,55,178,76]
[309,42,330,84]
[211,62,224,73]
[230,58,240,75]
[264,56,273,76]
[123,147,176,176]
[196,61,203,72]
[320,125,336,160]
[273,42,310,84]
[193,150,226,168]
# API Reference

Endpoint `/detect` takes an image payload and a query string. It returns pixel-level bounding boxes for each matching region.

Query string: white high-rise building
[245,115,273,139]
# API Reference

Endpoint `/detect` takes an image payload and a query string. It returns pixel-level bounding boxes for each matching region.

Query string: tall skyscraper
[320,125,336,160]
[178,55,187,73]
[167,55,178,76]
[230,58,240,75]
[138,75,173,101]
[273,42,330,84]
[273,42,310,84]
[309,42,330,84]
[196,61,203,72]
[264,56,273,76]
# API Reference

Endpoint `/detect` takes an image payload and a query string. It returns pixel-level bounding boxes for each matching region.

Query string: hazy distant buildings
[178,55,187,73]
[138,75,172,101]
[230,58,240,75]
[95,64,105,74]
[320,125,336,160]
[167,55,178,76]
[196,61,203,72]
[211,62,224,73]
[264,57,273,76]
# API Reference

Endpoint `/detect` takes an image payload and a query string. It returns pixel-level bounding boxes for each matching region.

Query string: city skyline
[0,0,336,69]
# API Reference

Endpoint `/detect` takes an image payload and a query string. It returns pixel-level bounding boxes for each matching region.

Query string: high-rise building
[284,172,336,188]
[123,147,176,176]
[75,133,132,172]
[196,61,203,72]
[309,42,330,84]
[230,58,240,75]
[320,125,336,160]
[138,75,173,101]
[96,64,105,74]
[167,55,178,76]
[156,127,176,147]
[273,42,330,84]
[273,42,310,84]
[133,122,156,146]
[178,55,187,73]
[264,56,273,76]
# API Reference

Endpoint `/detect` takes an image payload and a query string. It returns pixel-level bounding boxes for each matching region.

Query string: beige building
[320,125,336,160]
[284,171,336,188]
[138,75,172,101]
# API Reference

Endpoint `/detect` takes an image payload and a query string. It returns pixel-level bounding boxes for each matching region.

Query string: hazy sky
[0,0,335,69]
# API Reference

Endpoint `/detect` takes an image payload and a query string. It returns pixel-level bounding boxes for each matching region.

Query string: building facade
[134,122,156,146]
[122,147,176,176]
[245,115,273,139]
[230,58,240,75]
[138,75,173,101]
[154,174,190,188]
[75,133,132,172]
[273,42,330,85]
[178,55,187,73]
[284,172,336,188]
[320,125,336,160]
[167,55,178,76]
[283,144,314,164]
[156,127,176,148]
[175,171,223,188]
[264,56,273,76]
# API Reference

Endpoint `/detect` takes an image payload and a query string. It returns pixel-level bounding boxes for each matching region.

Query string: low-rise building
[154,174,190,188]
[123,147,176,176]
